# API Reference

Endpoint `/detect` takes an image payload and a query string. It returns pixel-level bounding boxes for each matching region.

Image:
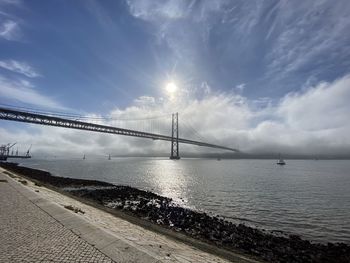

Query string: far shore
[1,162,349,263]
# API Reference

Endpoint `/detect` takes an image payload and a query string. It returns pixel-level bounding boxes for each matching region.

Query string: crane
[0,142,31,161]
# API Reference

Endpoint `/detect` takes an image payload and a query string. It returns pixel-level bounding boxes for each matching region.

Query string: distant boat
[108,154,111,160]
[217,158,221,161]
[83,154,86,160]
[277,154,286,165]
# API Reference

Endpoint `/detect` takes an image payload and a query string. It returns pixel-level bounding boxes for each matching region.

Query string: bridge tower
[170,112,180,159]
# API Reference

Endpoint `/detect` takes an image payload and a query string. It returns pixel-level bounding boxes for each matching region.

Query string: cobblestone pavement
[0,173,114,263]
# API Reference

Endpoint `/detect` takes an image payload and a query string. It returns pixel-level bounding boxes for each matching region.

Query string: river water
[19,157,350,244]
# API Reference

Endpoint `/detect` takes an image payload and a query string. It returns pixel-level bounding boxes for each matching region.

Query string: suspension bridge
[0,106,239,159]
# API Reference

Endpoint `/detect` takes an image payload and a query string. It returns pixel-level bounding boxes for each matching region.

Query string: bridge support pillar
[170,112,180,159]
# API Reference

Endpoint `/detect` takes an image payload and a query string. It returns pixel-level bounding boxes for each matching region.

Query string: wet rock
[2,162,350,263]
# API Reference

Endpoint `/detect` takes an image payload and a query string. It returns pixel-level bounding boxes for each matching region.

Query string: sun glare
[166,82,177,93]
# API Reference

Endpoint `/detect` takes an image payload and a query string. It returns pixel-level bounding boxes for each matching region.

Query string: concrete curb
[4,171,161,263]
[2,168,264,263]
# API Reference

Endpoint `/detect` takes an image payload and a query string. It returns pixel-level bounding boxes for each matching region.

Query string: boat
[108,154,111,160]
[83,154,86,160]
[277,154,286,165]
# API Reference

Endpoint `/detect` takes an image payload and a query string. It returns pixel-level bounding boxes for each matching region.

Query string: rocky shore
[1,162,349,263]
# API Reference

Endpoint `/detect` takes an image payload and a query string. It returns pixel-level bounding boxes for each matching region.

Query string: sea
[19,157,350,244]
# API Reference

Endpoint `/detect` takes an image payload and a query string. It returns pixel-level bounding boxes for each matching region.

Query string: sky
[1,0,350,157]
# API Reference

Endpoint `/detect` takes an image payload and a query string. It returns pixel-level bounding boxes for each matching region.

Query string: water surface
[20,158,350,244]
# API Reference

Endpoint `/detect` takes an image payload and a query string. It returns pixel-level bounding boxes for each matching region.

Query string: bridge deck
[0,107,239,153]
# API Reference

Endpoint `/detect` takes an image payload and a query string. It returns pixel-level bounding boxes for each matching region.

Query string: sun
[166,82,178,94]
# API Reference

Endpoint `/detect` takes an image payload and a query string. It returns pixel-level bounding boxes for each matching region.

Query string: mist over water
[20,158,350,244]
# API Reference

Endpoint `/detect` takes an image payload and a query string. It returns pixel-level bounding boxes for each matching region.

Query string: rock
[2,162,350,263]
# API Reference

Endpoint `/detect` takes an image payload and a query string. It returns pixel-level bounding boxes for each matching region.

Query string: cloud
[0,20,21,40]
[245,75,350,154]
[125,0,350,100]
[0,0,21,5]
[235,83,245,92]
[1,74,350,157]
[0,0,21,17]
[127,0,230,22]
[278,75,350,131]
[0,75,66,110]
[265,1,350,79]
[0,60,40,78]
[127,0,191,21]
[126,0,229,83]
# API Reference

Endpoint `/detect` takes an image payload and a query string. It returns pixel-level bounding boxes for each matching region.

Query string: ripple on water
[20,158,350,244]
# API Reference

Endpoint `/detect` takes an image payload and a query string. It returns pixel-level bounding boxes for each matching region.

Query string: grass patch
[0,179,8,183]
[64,205,85,214]
[34,182,42,187]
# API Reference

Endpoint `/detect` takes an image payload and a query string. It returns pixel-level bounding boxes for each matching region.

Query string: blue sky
[1,0,350,156]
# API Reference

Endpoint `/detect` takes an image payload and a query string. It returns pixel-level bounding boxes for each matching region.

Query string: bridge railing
[0,107,239,153]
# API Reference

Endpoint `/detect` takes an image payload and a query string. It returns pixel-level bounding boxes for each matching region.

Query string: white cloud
[0,75,66,110]
[127,0,190,21]
[133,96,156,108]
[2,74,350,157]
[0,20,21,40]
[126,0,229,78]
[265,1,350,78]
[127,0,230,22]
[278,75,350,131]
[0,0,21,6]
[0,60,40,78]
[235,83,245,92]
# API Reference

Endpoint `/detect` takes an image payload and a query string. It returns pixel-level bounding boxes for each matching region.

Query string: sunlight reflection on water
[147,160,190,206]
[20,158,350,244]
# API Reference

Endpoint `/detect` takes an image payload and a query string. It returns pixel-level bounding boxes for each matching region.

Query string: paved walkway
[0,168,259,263]
[0,172,114,263]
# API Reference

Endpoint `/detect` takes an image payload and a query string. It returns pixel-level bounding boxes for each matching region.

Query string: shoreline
[1,162,349,263]
[0,166,237,263]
